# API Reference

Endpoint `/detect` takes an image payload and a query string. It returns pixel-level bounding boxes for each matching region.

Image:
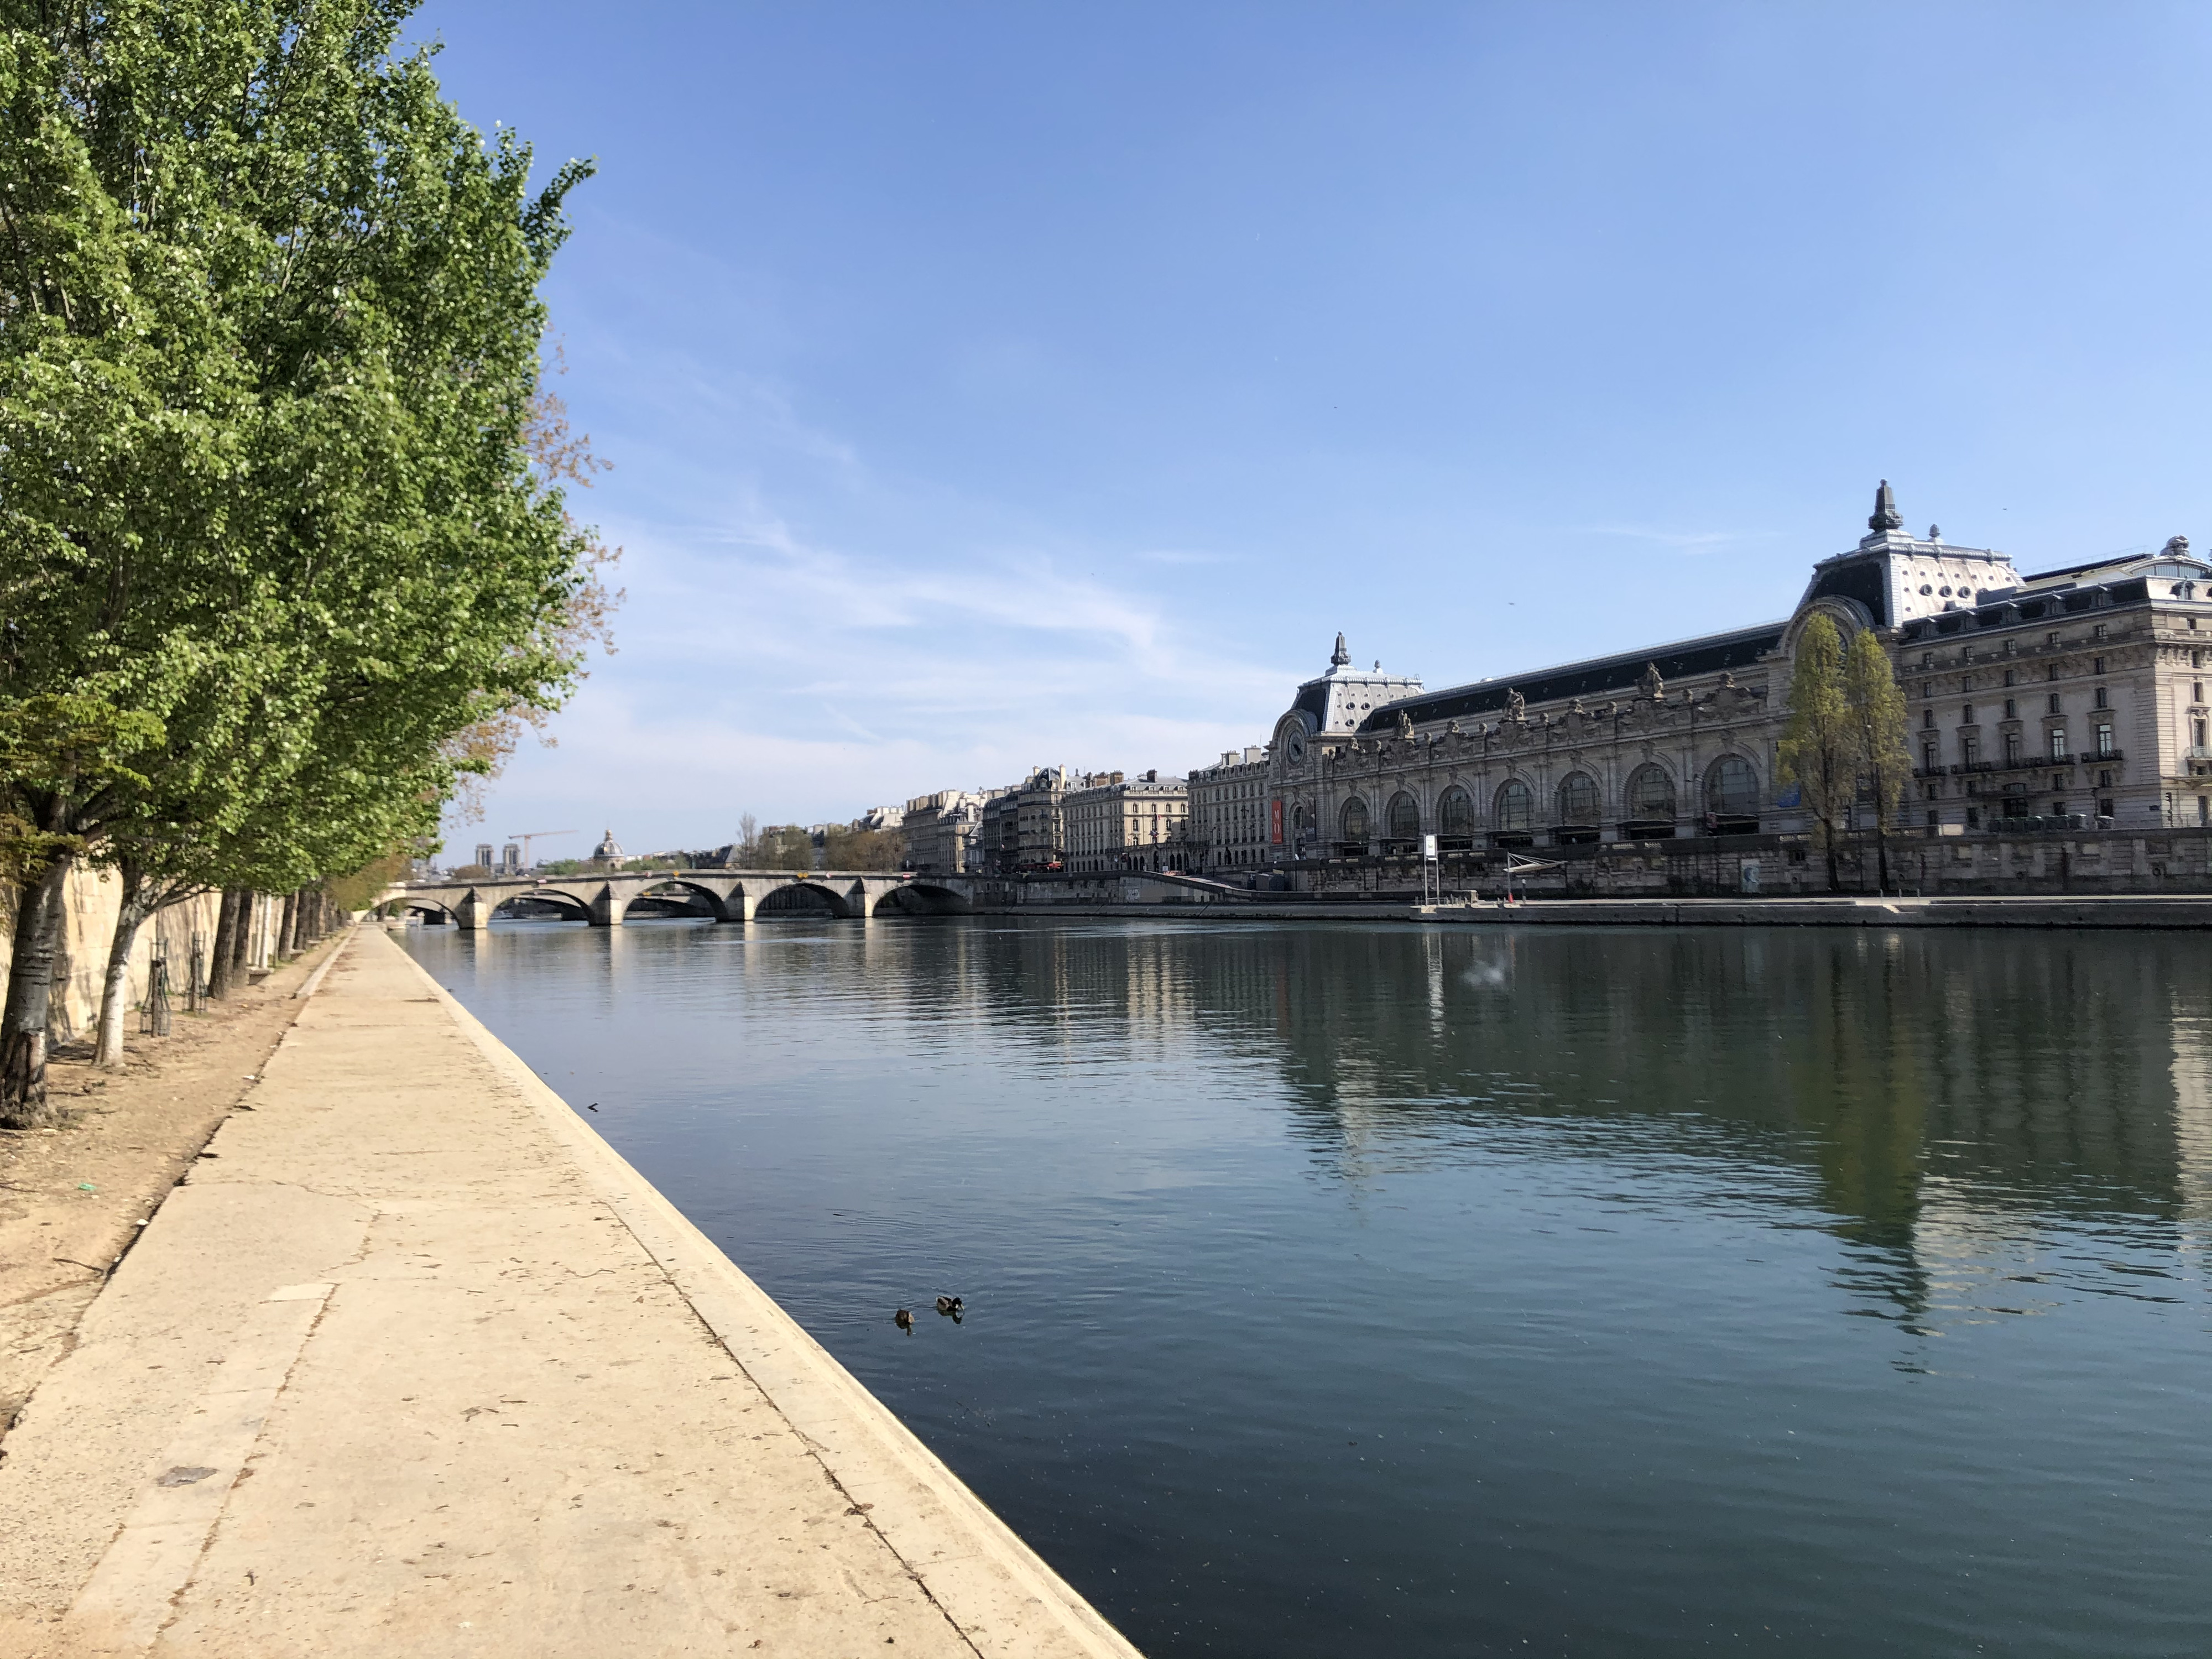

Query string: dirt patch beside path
[0,929,351,1444]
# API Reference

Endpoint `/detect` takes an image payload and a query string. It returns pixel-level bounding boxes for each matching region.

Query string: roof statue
[1640,662,1666,701]
[1395,709,1414,739]
[1331,632,1351,669]
[2165,535,2192,557]
[1868,478,1903,533]
[1505,687,1526,722]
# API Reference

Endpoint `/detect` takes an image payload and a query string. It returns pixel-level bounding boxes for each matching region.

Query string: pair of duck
[893,1296,963,1331]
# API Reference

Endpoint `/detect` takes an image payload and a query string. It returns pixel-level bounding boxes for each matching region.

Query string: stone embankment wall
[1296,826,2212,901]
[0,868,276,1042]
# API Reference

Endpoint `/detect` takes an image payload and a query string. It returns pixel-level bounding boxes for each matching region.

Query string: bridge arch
[750,881,855,919]
[627,879,732,921]
[491,891,591,923]
[528,884,604,919]
[871,881,973,916]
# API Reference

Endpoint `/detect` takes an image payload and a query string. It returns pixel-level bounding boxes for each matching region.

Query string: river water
[404,916,2212,1658]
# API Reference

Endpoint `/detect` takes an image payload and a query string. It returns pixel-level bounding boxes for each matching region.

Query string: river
[403,915,2212,1658]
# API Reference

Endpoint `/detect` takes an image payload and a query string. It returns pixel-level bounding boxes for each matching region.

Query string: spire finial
[1868,478,1902,533]
[1331,631,1350,669]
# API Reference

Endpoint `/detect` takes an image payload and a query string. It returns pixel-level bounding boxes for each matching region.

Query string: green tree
[1,1,603,1118]
[0,697,163,1121]
[1844,627,1912,894]
[823,825,902,870]
[757,826,816,871]
[1777,613,1853,893]
[326,851,413,915]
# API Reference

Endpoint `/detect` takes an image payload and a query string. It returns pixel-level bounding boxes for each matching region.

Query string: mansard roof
[1354,619,1785,734]
[2011,549,2211,589]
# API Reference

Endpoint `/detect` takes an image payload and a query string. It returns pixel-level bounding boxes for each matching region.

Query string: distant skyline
[414,1,2212,855]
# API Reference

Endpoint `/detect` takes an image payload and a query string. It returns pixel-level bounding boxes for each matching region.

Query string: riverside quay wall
[1290,824,2212,901]
[955,826,2212,907]
[0,869,277,1042]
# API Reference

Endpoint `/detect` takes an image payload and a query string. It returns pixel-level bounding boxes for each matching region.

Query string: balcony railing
[1911,750,2118,780]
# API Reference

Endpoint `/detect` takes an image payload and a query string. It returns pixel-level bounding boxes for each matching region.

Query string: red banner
[1270,799,1284,844]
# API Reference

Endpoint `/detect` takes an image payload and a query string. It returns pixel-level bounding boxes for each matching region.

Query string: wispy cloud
[448,425,1292,849]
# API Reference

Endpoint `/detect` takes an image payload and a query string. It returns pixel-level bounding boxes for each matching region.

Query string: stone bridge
[388,869,977,927]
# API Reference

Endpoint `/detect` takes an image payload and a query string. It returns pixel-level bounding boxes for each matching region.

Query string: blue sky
[414,1,2212,857]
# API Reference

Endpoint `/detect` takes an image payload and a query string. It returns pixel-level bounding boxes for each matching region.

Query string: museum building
[1196,484,2212,868]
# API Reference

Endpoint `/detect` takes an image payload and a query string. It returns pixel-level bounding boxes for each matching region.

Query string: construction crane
[506,830,576,871]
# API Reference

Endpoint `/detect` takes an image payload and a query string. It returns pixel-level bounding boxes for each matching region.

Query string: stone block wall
[1294,826,2212,901]
[0,870,245,1044]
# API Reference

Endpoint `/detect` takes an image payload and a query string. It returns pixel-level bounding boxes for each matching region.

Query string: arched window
[1438,786,1473,837]
[1557,773,1600,824]
[1704,755,1758,818]
[1495,779,1532,832]
[1339,796,1370,844]
[1555,772,1601,844]
[1386,792,1421,841]
[1624,763,1676,823]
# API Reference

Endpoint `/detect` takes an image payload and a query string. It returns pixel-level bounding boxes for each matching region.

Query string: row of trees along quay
[0,2,617,1128]
[1777,613,1913,893]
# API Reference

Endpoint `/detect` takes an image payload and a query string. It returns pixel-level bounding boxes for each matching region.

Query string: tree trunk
[277,890,299,958]
[232,893,254,969]
[208,888,243,999]
[95,862,156,1071]
[1,853,76,1129]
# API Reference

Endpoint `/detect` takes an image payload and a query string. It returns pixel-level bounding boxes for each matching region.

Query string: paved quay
[0,926,1139,1659]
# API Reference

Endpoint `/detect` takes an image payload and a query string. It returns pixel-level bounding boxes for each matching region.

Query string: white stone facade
[1064,771,1189,873]
[1205,486,2212,870]
[1187,747,1272,869]
[901,789,994,875]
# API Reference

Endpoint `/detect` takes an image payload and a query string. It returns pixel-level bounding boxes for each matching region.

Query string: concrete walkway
[0,927,1139,1659]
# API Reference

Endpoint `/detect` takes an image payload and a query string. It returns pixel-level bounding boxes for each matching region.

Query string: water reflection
[409,917,2212,1659]
[771,919,2212,1318]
